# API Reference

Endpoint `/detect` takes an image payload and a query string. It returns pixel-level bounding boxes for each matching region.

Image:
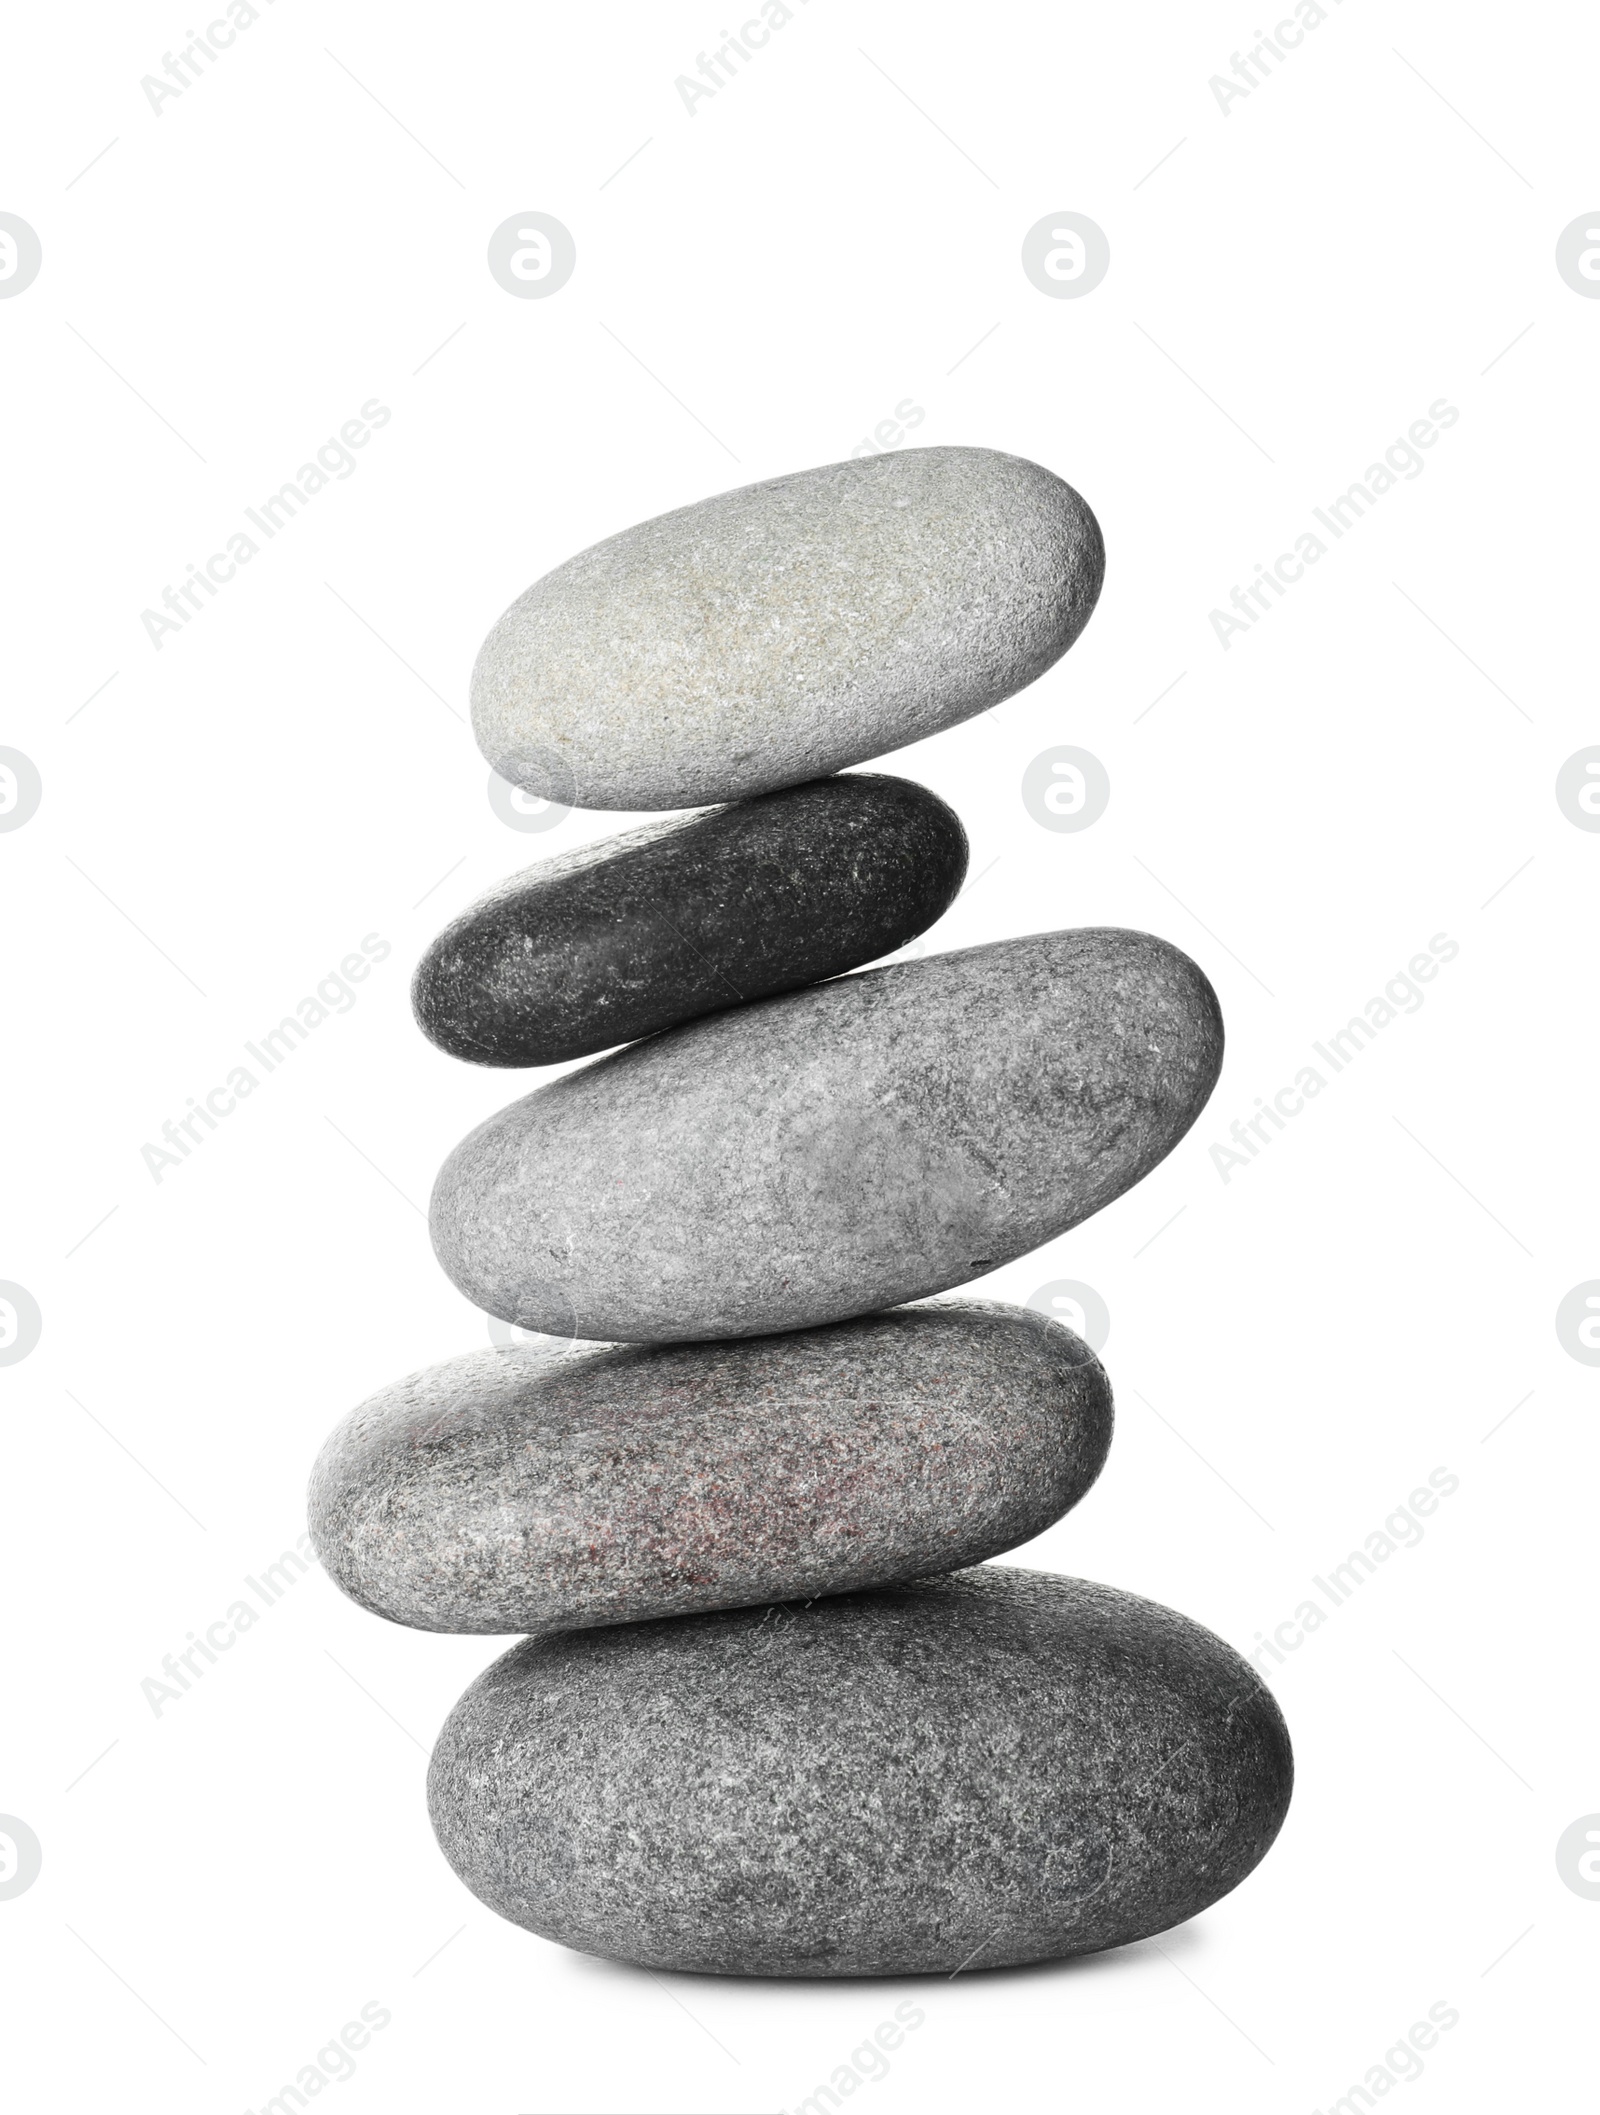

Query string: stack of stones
[308,447,1292,1978]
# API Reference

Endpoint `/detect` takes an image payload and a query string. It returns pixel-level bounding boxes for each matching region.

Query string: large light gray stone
[306,1302,1111,1635]
[430,928,1222,1343]
[426,1565,1294,1976]
[470,447,1105,811]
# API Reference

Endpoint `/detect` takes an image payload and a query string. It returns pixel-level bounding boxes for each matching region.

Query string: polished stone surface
[430,928,1223,1342]
[427,1565,1294,1975]
[412,773,967,1067]
[307,1301,1111,1634]
[471,447,1104,810]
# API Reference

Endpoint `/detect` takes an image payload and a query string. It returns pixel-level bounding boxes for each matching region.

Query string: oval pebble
[306,1302,1111,1636]
[430,928,1222,1343]
[471,447,1105,811]
[426,1564,1293,1976]
[412,773,967,1068]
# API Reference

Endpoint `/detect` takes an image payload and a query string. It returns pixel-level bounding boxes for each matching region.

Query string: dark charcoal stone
[306,1301,1112,1635]
[430,928,1223,1343]
[411,773,967,1068]
[426,1565,1293,1976]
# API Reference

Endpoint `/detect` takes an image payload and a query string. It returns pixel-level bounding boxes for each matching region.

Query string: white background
[3,2,1596,2109]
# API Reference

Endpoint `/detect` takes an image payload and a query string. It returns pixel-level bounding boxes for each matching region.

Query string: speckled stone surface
[470,448,1105,811]
[427,1564,1293,1976]
[307,1302,1111,1636]
[411,773,968,1068]
[430,928,1223,1343]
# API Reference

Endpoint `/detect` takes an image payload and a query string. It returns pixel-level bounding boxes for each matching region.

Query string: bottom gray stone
[427,1565,1293,1977]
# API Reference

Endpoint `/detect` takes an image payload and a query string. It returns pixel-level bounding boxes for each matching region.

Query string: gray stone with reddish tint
[470,447,1105,811]
[305,1300,1111,1636]
[429,928,1223,1344]
[426,1564,1294,1976]
[411,773,967,1068]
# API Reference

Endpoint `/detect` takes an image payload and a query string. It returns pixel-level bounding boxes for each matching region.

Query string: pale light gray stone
[429,928,1222,1343]
[306,1301,1112,1635]
[470,447,1105,811]
[426,1565,1294,1976]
